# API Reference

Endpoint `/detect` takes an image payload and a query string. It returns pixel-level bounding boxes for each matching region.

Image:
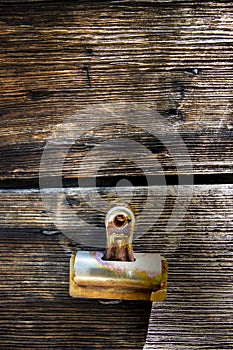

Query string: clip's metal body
[70,206,167,301]
[70,251,167,301]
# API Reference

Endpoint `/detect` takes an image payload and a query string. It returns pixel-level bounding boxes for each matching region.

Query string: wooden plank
[0,1,233,180]
[0,229,152,349]
[145,241,233,349]
[0,185,232,249]
[0,1,232,349]
[0,185,232,349]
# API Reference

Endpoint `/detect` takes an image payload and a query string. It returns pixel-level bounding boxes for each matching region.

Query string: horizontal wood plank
[0,229,152,349]
[0,185,232,349]
[0,184,232,249]
[0,1,233,180]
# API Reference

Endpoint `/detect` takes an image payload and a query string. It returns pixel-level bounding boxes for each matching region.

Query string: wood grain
[0,1,233,180]
[0,1,232,349]
[0,229,152,350]
[0,185,232,250]
[0,185,232,349]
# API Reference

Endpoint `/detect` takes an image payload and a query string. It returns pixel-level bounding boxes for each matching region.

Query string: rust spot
[104,243,134,262]
[162,260,167,274]
[160,280,167,289]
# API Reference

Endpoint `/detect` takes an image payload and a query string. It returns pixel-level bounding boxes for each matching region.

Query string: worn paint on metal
[69,206,168,301]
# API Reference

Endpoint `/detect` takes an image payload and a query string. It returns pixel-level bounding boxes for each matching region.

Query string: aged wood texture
[0,228,152,349]
[0,185,232,349]
[0,1,233,180]
[0,185,232,251]
[0,1,233,350]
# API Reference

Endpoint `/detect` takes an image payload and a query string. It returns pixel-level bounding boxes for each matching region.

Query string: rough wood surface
[0,228,152,350]
[0,1,233,180]
[0,185,232,251]
[0,185,232,349]
[0,1,233,350]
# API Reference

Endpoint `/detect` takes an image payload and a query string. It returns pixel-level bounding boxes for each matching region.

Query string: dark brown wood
[0,1,233,349]
[0,185,232,349]
[0,1,233,180]
[0,228,152,350]
[0,185,232,252]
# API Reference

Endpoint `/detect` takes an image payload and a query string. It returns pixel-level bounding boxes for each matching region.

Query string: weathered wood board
[0,1,233,180]
[0,1,233,349]
[0,185,232,349]
[0,228,152,349]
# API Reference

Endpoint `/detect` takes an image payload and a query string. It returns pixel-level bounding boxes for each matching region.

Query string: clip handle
[104,206,135,262]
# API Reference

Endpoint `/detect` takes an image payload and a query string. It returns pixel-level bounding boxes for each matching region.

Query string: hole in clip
[113,214,127,227]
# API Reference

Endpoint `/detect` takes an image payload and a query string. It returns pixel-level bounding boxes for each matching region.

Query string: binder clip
[70,206,167,301]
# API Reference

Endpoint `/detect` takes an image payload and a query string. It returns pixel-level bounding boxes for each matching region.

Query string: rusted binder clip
[70,206,167,301]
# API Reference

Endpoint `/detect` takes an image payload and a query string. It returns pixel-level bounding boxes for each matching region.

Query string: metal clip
[69,206,167,301]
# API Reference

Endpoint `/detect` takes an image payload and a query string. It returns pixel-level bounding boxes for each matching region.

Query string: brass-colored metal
[69,206,168,301]
[70,252,167,301]
[104,206,135,261]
